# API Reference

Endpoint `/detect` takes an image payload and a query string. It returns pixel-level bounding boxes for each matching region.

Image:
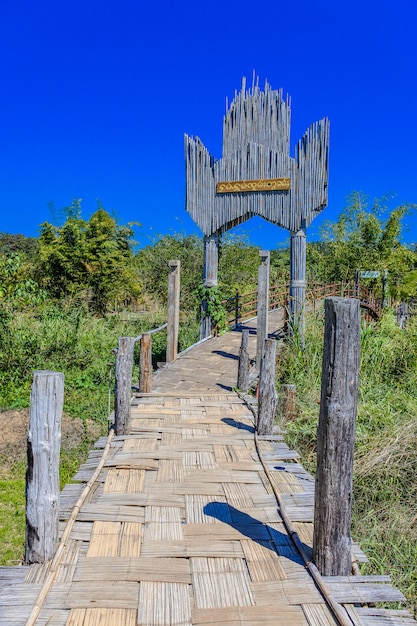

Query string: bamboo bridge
[1,308,415,626]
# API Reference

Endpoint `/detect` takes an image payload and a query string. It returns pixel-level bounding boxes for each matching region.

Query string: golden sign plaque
[216,178,291,193]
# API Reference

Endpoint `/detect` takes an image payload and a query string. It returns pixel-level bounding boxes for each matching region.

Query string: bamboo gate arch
[184,76,330,341]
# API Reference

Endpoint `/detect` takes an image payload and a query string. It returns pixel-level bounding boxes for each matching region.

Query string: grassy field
[278,308,417,617]
[0,304,200,565]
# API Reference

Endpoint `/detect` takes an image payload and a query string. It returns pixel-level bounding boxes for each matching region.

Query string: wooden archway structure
[184,76,330,338]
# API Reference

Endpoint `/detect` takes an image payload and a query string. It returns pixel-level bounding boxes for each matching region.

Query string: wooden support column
[200,233,219,339]
[237,329,250,392]
[256,250,270,366]
[115,336,135,435]
[139,333,153,392]
[289,227,306,341]
[382,269,388,308]
[166,259,181,362]
[25,370,64,564]
[257,338,278,435]
[313,297,360,576]
[281,383,297,424]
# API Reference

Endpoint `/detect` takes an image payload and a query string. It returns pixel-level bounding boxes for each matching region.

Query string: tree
[307,192,417,298]
[136,234,203,312]
[36,200,140,313]
[0,253,46,308]
[0,232,38,258]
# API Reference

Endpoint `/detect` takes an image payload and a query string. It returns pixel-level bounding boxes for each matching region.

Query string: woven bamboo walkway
[1,310,416,625]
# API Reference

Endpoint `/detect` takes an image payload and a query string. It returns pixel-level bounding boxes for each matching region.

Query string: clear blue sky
[1,0,416,249]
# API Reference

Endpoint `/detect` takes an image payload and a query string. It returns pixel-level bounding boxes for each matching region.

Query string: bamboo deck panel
[1,310,415,625]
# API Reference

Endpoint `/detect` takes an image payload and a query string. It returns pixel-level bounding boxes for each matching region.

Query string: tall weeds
[278,308,417,615]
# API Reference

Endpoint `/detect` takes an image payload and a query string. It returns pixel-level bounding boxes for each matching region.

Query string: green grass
[0,302,200,565]
[0,475,26,564]
[278,308,417,616]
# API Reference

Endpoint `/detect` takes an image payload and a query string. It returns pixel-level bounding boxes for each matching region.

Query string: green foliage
[136,233,203,312]
[307,192,417,299]
[0,232,38,258]
[196,284,227,334]
[0,254,47,307]
[0,475,26,564]
[36,200,140,313]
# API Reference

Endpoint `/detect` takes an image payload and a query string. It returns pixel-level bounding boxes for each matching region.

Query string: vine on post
[196,284,227,335]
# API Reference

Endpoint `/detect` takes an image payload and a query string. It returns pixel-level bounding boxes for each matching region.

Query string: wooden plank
[138,582,191,626]
[191,557,254,609]
[322,578,406,603]
[302,603,339,625]
[103,468,145,493]
[44,582,139,609]
[140,539,244,558]
[192,605,307,625]
[250,579,324,605]
[66,608,137,626]
[241,539,287,582]
[184,522,270,542]
[76,504,145,523]
[74,557,191,584]
[86,521,142,557]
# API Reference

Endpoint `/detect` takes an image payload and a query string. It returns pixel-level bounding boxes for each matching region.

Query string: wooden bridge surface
[1,310,416,626]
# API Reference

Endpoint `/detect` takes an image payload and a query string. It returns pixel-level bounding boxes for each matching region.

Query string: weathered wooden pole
[382,269,388,309]
[281,383,297,424]
[397,302,408,329]
[200,233,219,339]
[139,332,153,392]
[115,336,135,435]
[289,226,306,342]
[256,250,270,367]
[237,329,250,392]
[257,338,278,435]
[354,270,360,298]
[25,370,64,564]
[313,297,360,576]
[234,289,240,327]
[166,259,181,362]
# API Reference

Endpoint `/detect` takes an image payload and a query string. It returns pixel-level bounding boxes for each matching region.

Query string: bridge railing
[223,281,383,327]
[113,260,181,435]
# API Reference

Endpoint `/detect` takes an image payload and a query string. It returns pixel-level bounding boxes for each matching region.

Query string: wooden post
[257,338,278,435]
[234,289,240,327]
[139,333,152,392]
[166,259,181,362]
[289,226,306,342]
[281,384,297,424]
[382,269,388,309]
[313,297,360,576]
[256,250,270,367]
[397,302,408,329]
[115,336,135,435]
[25,370,64,564]
[354,270,360,298]
[200,233,219,339]
[237,329,250,392]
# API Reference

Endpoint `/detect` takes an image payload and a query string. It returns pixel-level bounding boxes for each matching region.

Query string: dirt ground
[0,409,102,476]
